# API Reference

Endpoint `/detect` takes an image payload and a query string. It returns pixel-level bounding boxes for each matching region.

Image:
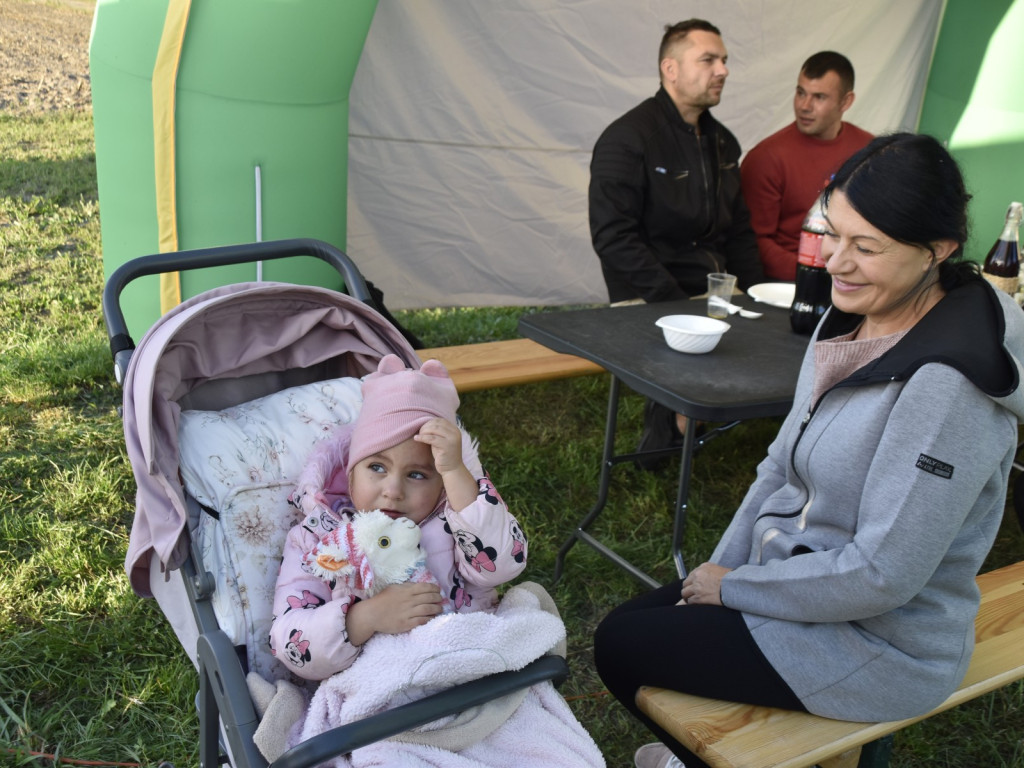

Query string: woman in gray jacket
[596,133,1024,768]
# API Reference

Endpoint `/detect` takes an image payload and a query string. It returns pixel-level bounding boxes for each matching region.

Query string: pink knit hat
[347,354,459,471]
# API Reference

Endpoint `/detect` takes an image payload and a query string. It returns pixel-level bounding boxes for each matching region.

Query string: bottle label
[983,272,1019,296]
[797,231,826,268]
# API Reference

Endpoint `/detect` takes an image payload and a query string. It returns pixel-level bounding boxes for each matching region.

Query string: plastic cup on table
[706,273,737,319]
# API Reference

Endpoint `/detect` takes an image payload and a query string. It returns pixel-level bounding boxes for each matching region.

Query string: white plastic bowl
[656,314,730,354]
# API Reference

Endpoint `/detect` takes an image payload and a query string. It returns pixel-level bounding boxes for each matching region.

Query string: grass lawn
[1,108,1022,767]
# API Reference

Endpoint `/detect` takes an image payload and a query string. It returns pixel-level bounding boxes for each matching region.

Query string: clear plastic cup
[707,273,737,318]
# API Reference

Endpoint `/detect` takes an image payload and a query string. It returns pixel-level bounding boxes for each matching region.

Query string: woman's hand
[345,582,444,646]
[678,562,731,606]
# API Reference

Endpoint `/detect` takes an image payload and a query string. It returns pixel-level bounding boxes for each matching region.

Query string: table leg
[553,377,663,590]
[553,376,621,584]
[553,379,745,587]
[671,422,696,579]
[670,419,743,579]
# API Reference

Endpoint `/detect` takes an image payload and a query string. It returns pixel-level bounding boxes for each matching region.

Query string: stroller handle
[102,238,373,384]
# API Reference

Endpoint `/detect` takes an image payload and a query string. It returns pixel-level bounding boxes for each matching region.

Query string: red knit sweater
[741,121,873,280]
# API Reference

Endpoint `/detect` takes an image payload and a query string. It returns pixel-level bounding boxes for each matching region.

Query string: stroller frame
[104,239,568,768]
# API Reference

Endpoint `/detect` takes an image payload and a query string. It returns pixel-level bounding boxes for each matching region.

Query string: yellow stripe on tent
[152,0,192,314]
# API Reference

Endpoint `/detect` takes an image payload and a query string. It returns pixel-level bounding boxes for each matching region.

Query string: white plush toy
[303,509,450,608]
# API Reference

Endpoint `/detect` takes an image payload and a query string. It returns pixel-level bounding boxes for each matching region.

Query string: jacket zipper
[786,370,904,502]
[674,114,721,272]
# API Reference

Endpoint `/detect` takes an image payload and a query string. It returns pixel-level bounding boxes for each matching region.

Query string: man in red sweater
[740,52,872,281]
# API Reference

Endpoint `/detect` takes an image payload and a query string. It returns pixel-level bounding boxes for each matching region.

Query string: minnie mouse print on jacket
[268,424,528,682]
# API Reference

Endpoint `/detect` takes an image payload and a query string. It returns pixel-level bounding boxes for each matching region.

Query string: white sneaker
[634,742,686,768]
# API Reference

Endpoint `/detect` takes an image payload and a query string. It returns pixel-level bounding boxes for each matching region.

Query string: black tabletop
[519,298,810,422]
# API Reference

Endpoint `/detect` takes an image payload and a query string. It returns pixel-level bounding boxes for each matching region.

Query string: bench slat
[637,560,1024,768]
[418,338,604,392]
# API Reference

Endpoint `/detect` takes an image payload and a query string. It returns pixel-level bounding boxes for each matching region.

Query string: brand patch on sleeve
[916,454,954,479]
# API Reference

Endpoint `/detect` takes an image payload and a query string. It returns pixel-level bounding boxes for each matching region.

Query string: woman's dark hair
[822,132,979,289]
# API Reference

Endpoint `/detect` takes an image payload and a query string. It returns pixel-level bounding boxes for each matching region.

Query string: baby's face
[349,436,443,524]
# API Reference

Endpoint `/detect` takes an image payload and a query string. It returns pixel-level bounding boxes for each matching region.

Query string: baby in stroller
[265,360,603,766]
[271,353,528,680]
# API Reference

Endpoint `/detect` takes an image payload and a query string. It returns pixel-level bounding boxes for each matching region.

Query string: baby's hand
[346,582,444,644]
[415,418,478,512]
[414,418,465,475]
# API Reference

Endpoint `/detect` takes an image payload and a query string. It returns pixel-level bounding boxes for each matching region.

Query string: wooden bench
[636,559,1024,768]
[417,338,604,393]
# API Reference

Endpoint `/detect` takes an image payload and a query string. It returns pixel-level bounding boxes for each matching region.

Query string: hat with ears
[347,354,459,472]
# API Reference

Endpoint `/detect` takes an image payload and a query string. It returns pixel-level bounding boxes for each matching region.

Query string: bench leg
[857,735,893,768]
[816,735,893,768]
[819,748,860,768]
[811,737,892,768]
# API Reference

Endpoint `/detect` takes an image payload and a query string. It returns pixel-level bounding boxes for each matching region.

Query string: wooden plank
[636,561,1024,768]
[418,338,604,392]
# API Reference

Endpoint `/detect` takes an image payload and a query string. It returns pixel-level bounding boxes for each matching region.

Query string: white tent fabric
[347,0,944,309]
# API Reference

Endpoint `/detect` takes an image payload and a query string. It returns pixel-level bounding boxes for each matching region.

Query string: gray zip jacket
[713,279,1024,721]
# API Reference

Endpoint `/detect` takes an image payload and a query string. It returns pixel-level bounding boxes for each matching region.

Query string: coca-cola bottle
[982,202,1022,296]
[790,190,833,334]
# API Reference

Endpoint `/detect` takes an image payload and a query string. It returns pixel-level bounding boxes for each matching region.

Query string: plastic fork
[709,295,764,319]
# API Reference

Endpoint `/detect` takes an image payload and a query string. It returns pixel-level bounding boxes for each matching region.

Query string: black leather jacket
[589,87,763,302]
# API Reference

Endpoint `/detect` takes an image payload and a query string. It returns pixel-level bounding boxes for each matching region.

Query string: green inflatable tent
[918,0,1024,260]
[90,0,378,340]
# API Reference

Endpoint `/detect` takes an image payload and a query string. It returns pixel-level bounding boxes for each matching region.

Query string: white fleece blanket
[290,584,604,767]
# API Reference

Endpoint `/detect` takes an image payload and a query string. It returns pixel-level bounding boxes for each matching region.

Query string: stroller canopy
[122,281,418,596]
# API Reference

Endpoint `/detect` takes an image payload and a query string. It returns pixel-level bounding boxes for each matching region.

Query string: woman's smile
[822,190,954,338]
[830,275,863,293]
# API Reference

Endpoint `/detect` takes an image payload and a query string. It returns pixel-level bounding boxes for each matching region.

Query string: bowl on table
[656,315,730,354]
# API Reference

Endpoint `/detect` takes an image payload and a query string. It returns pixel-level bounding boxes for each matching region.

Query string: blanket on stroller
[277,582,603,767]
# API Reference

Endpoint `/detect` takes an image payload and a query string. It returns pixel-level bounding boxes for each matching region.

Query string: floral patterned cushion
[177,376,363,680]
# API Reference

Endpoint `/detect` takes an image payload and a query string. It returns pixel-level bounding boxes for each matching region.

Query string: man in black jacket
[589,19,763,468]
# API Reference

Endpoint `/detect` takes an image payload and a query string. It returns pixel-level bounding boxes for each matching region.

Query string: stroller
[104,240,570,768]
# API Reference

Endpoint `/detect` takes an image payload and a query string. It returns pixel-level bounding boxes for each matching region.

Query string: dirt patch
[0,0,95,114]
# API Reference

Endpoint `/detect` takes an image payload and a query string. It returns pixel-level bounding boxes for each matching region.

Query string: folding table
[518,298,808,587]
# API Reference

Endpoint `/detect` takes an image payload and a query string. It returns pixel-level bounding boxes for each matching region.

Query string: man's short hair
[658,19,722,68]
[801,51,855,94]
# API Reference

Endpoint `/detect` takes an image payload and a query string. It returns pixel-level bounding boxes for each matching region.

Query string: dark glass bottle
[982,202,1022,296]
[790,191,832,334]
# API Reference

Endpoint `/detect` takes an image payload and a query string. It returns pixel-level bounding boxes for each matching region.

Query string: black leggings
[594,579,806,768]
